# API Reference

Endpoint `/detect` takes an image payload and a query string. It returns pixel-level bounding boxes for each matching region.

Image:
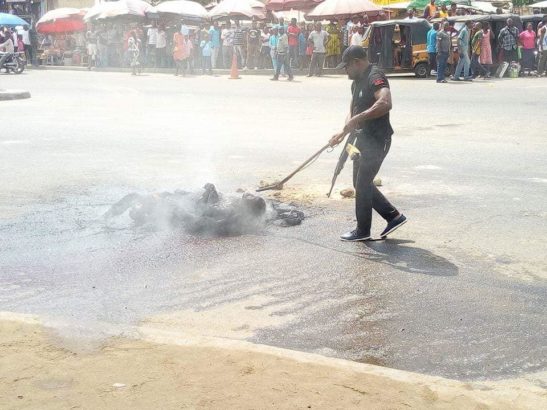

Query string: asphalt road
[0,69,546,381]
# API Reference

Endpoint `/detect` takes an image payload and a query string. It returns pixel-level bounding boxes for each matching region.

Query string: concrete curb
[1,310,546,410]
[0,89,31,101]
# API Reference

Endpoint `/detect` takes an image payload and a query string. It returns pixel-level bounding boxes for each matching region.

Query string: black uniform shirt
[351,65,394,141]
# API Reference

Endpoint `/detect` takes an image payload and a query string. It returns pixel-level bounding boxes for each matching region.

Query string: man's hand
[343,116,360,134]
[329,132,346,147]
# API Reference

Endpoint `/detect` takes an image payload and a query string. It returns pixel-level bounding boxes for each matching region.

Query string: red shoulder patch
[374,78,386,86]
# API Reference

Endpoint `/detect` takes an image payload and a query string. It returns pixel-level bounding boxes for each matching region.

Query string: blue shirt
[458,26,469,52]
[269,34,278,49]
[427,28,437,53]
[298,32,306,55]
[201,40,212,57]
[209,27,220,48]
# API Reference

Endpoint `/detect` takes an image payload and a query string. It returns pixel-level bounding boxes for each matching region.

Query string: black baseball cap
[336,46,368,69]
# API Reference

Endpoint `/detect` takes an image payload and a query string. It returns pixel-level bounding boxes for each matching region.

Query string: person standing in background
[538,18,547,76]
[221,20,234,69]
[259,25,270,69]
[518,23,536,76]
[298,22,308,71]
[436,21,450,83]
[427,22,438,75]
[209,21,221,69]
[19,25,32,65]
[287,18,300,69]
[479,22,493,77]
[452,20,472,81]
[156,25,167,68]
[271,26,293,81]
[232,20,245,68]
[146,21,158,68]
[246,20,260,69]
[200,32,213,75]
[307,22,328,77]
[269,26,279,72]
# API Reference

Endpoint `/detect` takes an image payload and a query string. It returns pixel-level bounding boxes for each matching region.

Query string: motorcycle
[0,51,26,74]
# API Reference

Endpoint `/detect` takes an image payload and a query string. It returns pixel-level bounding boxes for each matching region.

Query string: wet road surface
[0,70,546,381]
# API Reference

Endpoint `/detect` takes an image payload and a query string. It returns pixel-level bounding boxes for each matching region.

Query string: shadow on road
[270,234,458,277]
[363,239,458,277]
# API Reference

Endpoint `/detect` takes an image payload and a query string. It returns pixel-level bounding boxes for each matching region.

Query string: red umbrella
[265,0,324,12]
[36,8,86,34]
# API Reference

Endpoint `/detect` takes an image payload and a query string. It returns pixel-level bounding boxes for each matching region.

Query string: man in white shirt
[155,25,167,68]
[350,26,365,46]
[221,21,234,69]
[307,22,328,77]
[19,25,36,65]
[146,22,158,67]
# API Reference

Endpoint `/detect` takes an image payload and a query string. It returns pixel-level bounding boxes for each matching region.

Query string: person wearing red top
[287,18,301,69]
[519,23,536,75]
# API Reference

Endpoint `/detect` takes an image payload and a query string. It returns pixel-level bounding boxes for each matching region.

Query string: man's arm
[329,88,392,146]
[343,87,392,133]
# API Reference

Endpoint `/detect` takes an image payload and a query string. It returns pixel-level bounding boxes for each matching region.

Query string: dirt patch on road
[1,316,545,410]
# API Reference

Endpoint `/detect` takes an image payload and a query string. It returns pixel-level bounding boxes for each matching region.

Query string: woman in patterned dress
[479,22,493,78]
[325,20,341,68]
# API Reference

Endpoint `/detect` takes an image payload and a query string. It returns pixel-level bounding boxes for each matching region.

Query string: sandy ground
[1,316,545,410]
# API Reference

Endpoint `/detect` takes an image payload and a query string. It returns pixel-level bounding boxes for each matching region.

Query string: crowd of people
[78,15,375,78]
[426,15,547,83]
[2,1,547,80]
[0,24,36,68]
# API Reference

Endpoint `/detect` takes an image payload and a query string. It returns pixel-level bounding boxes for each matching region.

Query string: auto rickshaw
[362,19,431,78]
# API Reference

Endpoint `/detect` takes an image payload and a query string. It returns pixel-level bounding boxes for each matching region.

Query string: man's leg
[473,54,487,77]
[471,54,479,77]
[273,54,282,79]
[234,45,243,68]
[463,53,471,78]
[288,45,295,68]
[26,45,33,65]
[284,54,293,79]
[454,54,464,78]
[308,52,316,76]
[223,46,230,68]
[316,53,325,76]
[352,139,399,236]
[211,47,216,68]
[429,52,437,71]
[437,52,446,81]
[252,45,259,68]
[538,51,547,75]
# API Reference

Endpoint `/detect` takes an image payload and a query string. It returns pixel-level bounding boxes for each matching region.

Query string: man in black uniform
[330,46,407,241]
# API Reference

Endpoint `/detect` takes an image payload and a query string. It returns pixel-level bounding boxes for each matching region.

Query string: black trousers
[352,135,398,235]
